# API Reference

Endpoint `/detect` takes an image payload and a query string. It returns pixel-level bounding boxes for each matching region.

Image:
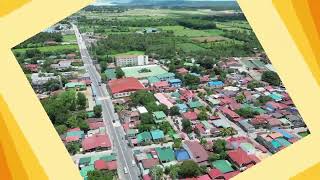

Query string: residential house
[183,140,209,165]
[82,134,112,152]
[153,111,167,124]
[169,79,182,88]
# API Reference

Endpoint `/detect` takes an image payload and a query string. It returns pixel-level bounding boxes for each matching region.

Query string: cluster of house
[103,53,308,179]
[61,118,116,179]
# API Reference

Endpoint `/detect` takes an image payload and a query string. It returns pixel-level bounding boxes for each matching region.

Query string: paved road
[73,24,140,180]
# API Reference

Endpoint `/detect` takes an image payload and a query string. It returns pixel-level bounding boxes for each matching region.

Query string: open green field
[115,51,145,56]
[178,43,206,52]
[63,34,77,43]
[216,21,252,32]
[79,8,235,20]
[13,44,79,53]
[298,132,309,137]
[159,26,224,37]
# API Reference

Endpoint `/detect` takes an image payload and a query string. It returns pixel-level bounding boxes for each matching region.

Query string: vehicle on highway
[124,167,128,174]
[132,160,136,167]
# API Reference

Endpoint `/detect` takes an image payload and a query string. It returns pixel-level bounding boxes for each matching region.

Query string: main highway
[73,24,140,180]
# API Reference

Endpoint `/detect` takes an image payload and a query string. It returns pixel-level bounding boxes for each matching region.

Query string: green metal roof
[66,130,84,138]
[153,111,167,119]
[211,160,234,173]
[156,72,175,79]
[201,121,213,129]
[188,101,203,109]
[104,69,116,80]
[80,165,94,177]
[79,157,91,165]
[271,139,282,149]
[148,76,161,84]
[155,147,175,162]
[239,142,255,153]
[65,82,86,88]
[171,92,180,98]
[150,129,165,140]
[276,137,291,147]
[122,65,168,79]
[137,131,152,143]
[100,154,117,162]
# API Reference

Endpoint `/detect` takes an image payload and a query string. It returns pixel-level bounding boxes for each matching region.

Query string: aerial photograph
[12,0,309,179]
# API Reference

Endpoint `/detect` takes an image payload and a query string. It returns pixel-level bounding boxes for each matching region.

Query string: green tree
[247,80,264,90]
[77,92,87,110]
[159,121,173,134]
[184,74,200,87]
[261,71,281,86]
[213,139,227,153]
[172,139,182,149]
[93,105,102,118]
[208,153,220,162]
[67,115,78,128]
[235,107,259,118]
[55,124,68,135]
[182,120,192,134]
[66,142,81,155]
[198,110,208,121]
[87,170,115,180]
[115,67,125,78]
[169,106,180,116]
[150,166,163,180]
[235,93,246,103]
[179,160,201,178]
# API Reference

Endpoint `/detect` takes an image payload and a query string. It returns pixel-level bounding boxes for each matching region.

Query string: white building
[115,55,149,67]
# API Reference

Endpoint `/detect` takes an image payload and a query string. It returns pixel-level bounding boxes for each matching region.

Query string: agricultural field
[177,43,206,52]
[79,8,236,20]
[62,34,77,43]
[158,26,224,37]
[13,44,79,54]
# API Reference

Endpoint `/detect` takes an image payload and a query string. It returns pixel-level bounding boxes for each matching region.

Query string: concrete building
[115,55,149,67]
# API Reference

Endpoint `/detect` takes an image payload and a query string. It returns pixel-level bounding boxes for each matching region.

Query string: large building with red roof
[82,134,112,152]
[108,77,145,98]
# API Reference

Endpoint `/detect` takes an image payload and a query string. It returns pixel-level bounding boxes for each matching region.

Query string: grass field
[116,51,145,56]
[13,44,79,53]
[79,8,233,20]
[177,43,206,52]
[159,26,224,37]
[298,132,309,137]
[63,34,77,43]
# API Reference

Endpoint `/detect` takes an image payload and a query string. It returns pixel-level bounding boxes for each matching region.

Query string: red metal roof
[208,168,223,179]
[82,134,112,151]
[197,174,211,180]
[153,81,169,88]
[227,148,255,167]
[88,122,105,130]
[223,170,240,180]
[141,158,159,169]
[105,161,117,170]
[182,111,198,121]
[184,140,208,163]
[94,160,107,170]
[108,77,145,94]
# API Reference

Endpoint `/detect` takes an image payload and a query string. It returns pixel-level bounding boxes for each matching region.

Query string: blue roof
[175,149,190,161]
[169,79,182,83]
[272,128,293,139]
[176,103,188,111]
[208,81,224,86]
